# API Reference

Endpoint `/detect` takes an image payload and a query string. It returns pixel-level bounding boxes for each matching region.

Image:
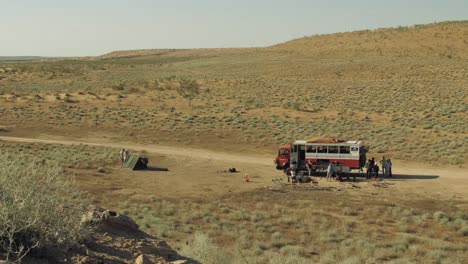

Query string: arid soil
[1,134,466,205]
[1,21,467,262]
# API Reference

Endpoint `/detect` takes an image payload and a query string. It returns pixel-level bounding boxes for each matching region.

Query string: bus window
[306,145,317,153]
[317,146,327,153]
[300,145,306,151]
[279,149,289,155]
[351,147,359,152]
[339,146,350,154]
[328,146,338,153]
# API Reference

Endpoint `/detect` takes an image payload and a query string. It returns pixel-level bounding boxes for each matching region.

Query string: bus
[274,138,367,173]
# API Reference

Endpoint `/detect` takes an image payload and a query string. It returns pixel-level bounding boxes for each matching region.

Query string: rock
[170,260,188,264]
[135,241,176,258]
[73,256,93,264]
[81,207,139,231]
[135,254,152,264]
[102,210,139,231]
[81,206,106,226]
[86,248,96,258]
[135,241,177,259]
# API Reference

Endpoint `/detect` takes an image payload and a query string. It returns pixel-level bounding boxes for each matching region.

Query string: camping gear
[306,137,347,143]
[123,154,148,170]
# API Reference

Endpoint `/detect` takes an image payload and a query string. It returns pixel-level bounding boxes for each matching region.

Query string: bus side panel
[305,158,360,169]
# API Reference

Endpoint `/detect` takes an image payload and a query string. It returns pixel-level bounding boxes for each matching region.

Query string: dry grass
[0,141,116,169]
[0,152,87,261]
[116,187,468,263]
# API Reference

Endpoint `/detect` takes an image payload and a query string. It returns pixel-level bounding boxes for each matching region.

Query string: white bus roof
[294,140,362,145]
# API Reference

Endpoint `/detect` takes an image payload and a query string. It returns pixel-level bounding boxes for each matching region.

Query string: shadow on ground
[388,174,439,180]
[145,166,169,172]
[290,172,440,182]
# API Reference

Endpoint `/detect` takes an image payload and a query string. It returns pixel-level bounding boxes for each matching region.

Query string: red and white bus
[274,138,367,173]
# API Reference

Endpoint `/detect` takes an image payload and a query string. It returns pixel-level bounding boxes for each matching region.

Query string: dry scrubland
[1,142,467,263]
[0,21,468,263]
[0,21,467,163]
[0,144,90,262]
[119,188,468,263]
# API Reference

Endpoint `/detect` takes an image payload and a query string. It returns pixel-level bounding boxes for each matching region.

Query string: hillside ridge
[99,21,467,59]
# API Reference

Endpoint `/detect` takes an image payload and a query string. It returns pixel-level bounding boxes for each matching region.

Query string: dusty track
[0,135,272,165]
[0,135,275,203]
[1,135,466,204]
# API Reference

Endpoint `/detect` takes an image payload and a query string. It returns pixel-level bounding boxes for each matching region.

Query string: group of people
[286,156,393,183]
[289,160,342,182]
[288,161,309,183]
[365,156,392,179]
[119,148,130,166]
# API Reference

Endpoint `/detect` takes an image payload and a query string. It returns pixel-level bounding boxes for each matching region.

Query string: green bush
[0,152,86,261]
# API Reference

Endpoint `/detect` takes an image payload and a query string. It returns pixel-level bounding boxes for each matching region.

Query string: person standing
[326,162,334,181]
[380,157,387,177]
[368,158,375,179]
[365,159,371,179]
[306,161,313,177]
[387,158,392,177]
[290,161,297,183]
[123,149,129,163]
[119,148,125,167]
[373,164,380,180]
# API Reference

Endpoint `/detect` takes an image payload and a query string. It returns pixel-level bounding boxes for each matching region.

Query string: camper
[274,138,367,173]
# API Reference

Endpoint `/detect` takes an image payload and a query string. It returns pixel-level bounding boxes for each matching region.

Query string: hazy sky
[1,0,466,56]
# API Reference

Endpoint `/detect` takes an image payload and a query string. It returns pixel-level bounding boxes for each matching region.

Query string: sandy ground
[0,135,466,209]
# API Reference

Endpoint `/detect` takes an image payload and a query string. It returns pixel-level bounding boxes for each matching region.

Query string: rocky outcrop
[72,207,194,264]
[81,206,139,231]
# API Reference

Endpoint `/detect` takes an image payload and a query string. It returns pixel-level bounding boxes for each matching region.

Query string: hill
[271,21,468,59]
[0,56,43,61]
[0,21,466,164]
[98,21,468,60]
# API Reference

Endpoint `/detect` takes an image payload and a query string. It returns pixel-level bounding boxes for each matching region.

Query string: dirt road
[1,135,466,205]
[0,135,272,165]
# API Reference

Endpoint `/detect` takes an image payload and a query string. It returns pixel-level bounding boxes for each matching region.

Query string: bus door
[290,144,299,168]
[298,144,306,169]
[359,146,367,168]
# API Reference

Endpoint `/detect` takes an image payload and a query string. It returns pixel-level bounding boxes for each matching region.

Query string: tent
[123,154,148,170]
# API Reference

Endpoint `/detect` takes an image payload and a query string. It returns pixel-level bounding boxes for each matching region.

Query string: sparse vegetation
[176,78,200,108]
[0,152,86,261]
[0,142,115,169]
[117,187,468,263]
[1,22,467,164]
[0,21,467,263]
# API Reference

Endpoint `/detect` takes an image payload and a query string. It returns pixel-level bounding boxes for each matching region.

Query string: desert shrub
[271,231,286,248]
[342,207,358,216]
[458,226,468,237]
[180,233,232,264]
[0,152,86,261]
[280,245,306,257]
[112,82,125,90]
[269,252,310,264]
[433,211,448,223]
